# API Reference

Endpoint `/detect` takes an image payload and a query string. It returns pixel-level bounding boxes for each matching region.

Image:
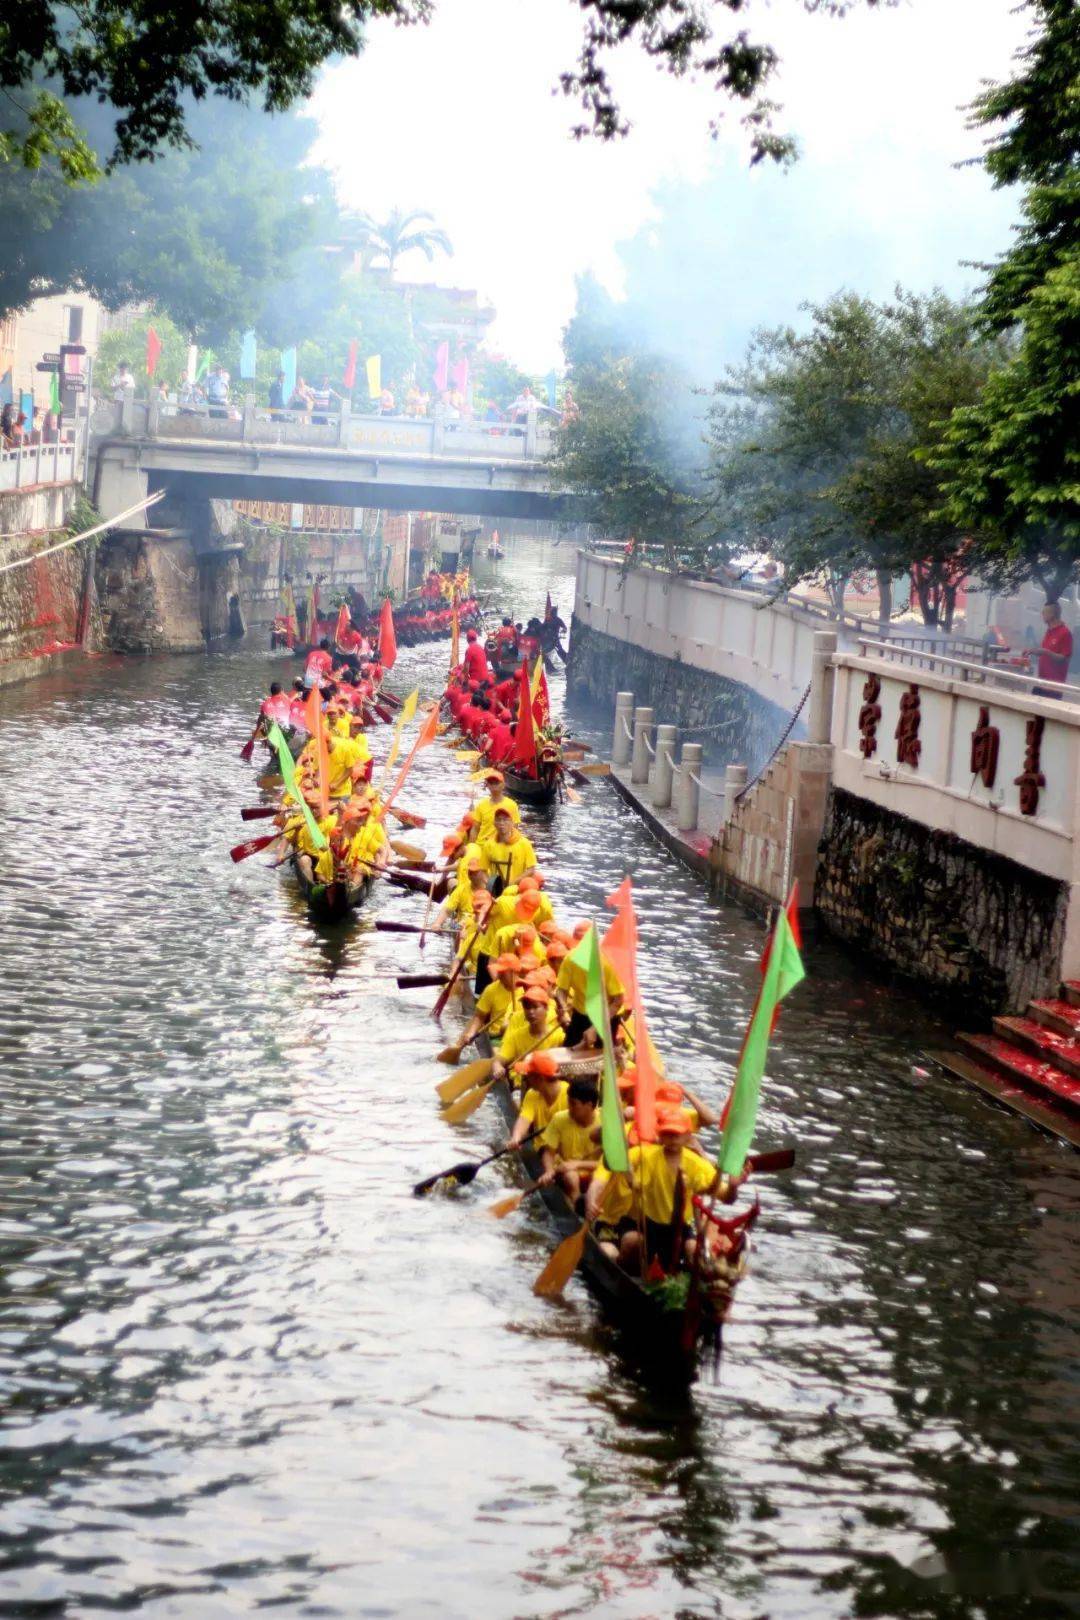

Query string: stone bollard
[676,742,703,832]
[631,706,654,785]
[612,691,634,766]
[808,629,838,745]
[652,724,678,809]
[724,763,748,825]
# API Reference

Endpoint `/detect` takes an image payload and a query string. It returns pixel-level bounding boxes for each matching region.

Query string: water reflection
[0,540,1075,1617]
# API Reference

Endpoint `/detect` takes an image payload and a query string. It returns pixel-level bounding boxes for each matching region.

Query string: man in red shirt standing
[1035,602,1073,694]
[463,628,489,683]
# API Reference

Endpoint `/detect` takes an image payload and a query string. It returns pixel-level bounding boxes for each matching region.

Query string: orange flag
[383,703,438,816]
[510,659,536,772]
[379,598,397,670]
[603,876,658,1142]
[303,686,330,818]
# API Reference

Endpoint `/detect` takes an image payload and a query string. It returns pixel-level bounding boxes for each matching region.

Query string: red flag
[433,341,449,393]
[343,339,358,391]
[335,601,351,645]
[379,597,397,670]
[303,686,330,818]
[146,326,162,377]
[510,659,536,773]
[603,877,659,1142]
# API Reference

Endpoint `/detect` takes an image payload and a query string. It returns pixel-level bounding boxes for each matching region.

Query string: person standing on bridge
[1034,602,1074,695]
[312,376,341,426]
[207,364,230,420]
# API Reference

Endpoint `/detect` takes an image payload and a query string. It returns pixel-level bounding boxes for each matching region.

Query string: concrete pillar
[146,393,160,437]
[612,691,634,766]
[808,629,838,745]
[432,406,446,454]
[724,762,748,824]
[338,396,351,447]
[524,407,538,459]
[241,395,255,442]
[631,706,654,785]
[676,742,703,832]
[652,724,678,808]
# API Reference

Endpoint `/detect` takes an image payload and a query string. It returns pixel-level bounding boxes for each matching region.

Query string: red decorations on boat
[970,706,1000,788]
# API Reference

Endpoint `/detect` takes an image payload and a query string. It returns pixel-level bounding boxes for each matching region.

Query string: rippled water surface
[1,538,1078,1618]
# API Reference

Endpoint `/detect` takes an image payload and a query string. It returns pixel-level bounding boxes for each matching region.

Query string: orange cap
[516,925,537,944]
[656,1107,694,1137]
[483,769,505,784]
[442,834,460,853]
[461,812,478,829]
[572,921,590,940]
[655,1082,685,1105]
[544,939,568,961]
[521,1050,559,1076]
[493,805,514,820]
[492,953,522,975]
[514,892,541,918]
[523,987,550,1006]
[517,875,539,893]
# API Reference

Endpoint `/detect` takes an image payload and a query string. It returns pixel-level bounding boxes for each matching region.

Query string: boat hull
[290,856,372,922]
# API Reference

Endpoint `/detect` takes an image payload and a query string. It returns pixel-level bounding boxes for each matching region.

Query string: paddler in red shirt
[1035,602,1073,692]
[463,628,489,683]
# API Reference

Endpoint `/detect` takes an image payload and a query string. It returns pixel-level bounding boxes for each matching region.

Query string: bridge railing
[0,436,80,493]
[91,396,556,462]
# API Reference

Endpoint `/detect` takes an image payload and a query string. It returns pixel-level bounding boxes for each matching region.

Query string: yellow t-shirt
[541,1109,600,1164]
[473,794,521,839]
[480,832,537,890]
[285,812,337,857]
[346,820,386,871]
[492,923,547,963]
[555,951,623,1015]
[498,1013,565,1065]
[475,977,518,1036]
[519,1081,569,1135]
[327,734,370,796]
[592,1143,716,1226]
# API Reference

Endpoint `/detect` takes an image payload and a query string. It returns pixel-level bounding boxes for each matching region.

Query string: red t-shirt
[1038,621,1073,683]
[305,648,332,679]
[464,642,489,681]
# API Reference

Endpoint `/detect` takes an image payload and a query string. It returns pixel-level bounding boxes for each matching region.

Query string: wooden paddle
[390,839,427,864]
[488,1181,543,1218]
[533,1222,588,1297]
[375,920,456,936]
[432,911,487,1019]
[455,749,481,762]
[572,761,609,777]
[258,772,283,789]
[241,805,278,821]
[563,782,583,806]
[412,1129,541,1197]
[441,1077,501,1124]
[437,1018,555,1115]
[230,833,279,863]
[397,972,450,990]
[240,735,257,762]
[437,1016,492,1067]
[390,806,427,829]
[436,1055,494,1106]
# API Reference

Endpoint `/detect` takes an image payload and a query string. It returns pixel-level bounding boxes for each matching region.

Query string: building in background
[0,294,134,407]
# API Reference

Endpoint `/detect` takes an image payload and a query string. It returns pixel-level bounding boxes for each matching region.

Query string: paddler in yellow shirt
[283,798,339,887]
[457,953,522,1048]
[472,769,521,840]
[434,849,489,931]
[555,921,625,1046]
[538,1078,601,1206]
[493,987,564,1082]
[480,806,536,895]
[508,1050,568,1148]
[344,801,388,877]
[326,729,371,798]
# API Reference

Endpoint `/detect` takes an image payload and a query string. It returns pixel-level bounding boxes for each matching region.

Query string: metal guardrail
[856,637,1080,703]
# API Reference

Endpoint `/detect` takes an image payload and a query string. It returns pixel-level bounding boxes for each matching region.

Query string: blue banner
[282,347,297,403]
[546,370,558,408]
[240,330,257,380]
[19,391,33,423]
[0,370,12,407]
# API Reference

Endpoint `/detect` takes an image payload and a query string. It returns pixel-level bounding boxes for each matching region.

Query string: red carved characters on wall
[1015,715,1046,816]
[858,673,882,759]
[970,706,1000,788]
[895,684,922,768]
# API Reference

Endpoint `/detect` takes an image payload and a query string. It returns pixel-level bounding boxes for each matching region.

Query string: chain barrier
[734,683,811,802]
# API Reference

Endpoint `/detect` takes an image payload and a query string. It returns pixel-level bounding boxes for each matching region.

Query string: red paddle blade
[240,738,256,761]
[240,806,277,821]
[230,833,276,863]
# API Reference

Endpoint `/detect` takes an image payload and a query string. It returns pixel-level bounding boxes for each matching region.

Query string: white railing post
[652,723,678,808]
[631,706,654,784]
[724,763,748,824]
[338,397,351,446]
[242,396,255,442]
[808,629,838,744]
[612,691,634,766]
[524,407,538,458]
[676,742,703,832]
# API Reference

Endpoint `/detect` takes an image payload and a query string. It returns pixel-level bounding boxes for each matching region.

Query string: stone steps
[993,1016,1080,1083]
[1027,998,1080,1038]
[1062,980,1080,1009]
[957,1032,1080,1112]
[927,1049,1080,1148]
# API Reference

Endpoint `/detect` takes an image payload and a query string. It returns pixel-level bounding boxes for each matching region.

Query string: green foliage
[358,209,452,276]
[0,99,339,341]
[556,275,708,564]
[0,90,100,182]
[933,0,1080,600]
[704,290,1007,625]
[0,1,890,175]
[295,274,422,404]
[474,353,532,413]
[95,312,191,391]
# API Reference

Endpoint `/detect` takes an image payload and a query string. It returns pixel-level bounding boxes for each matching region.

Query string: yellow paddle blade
[441,1078,495,1123]
[437,1042,465,1065]
[488,1190,525,1219]
[564,783,583,805]
[469,769,488,782]
[533,1222,588,1296]
[455,749,481,762]
[436,1057,493,1105]
[390,839,426,864]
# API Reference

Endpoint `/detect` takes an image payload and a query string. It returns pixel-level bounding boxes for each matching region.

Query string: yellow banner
[366,354,381,400]
[378,686,418,786]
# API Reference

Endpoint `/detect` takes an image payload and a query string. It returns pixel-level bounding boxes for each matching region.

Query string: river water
[1,536,1077,1619]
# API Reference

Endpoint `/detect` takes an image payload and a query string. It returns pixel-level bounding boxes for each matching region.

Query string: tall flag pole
[718,903,804,1176]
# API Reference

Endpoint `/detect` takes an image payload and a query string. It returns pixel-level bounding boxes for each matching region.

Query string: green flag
[266,722,327,850]
[719,909,804,1175]
[49,368,61,414]
[567,923,629,1172]
[196,349,213,382]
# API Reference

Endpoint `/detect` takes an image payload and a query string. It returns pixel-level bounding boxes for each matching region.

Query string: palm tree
[365,209,452,277]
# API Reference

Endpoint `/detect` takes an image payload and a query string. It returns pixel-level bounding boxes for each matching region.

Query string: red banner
[379,597,397,670]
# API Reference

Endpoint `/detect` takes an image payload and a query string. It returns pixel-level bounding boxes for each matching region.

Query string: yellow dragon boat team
[472,769,521,839]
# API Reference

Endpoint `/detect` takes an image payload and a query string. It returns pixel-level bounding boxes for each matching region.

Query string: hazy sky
[313,0,1028,374]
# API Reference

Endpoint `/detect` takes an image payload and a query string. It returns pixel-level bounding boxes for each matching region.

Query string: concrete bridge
[90,398,577,534]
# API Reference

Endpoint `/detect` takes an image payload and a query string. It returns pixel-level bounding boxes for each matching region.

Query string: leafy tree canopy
[1,0,892,173]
